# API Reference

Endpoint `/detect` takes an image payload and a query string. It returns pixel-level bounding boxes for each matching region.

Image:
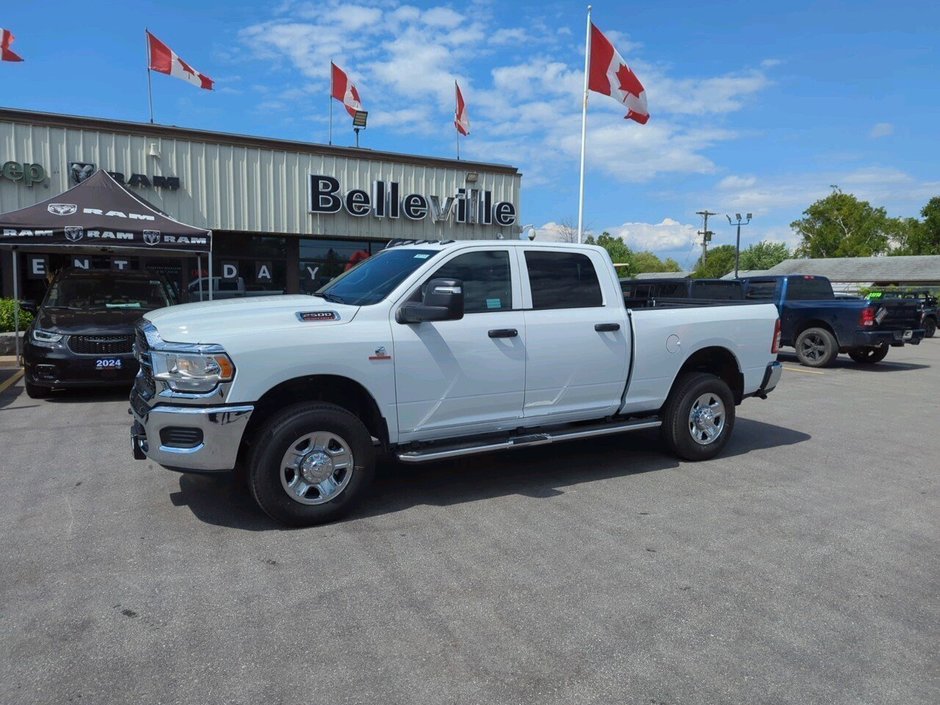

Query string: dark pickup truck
[740,275,925,367]
[620,278,743,308]
[866,290,937,339]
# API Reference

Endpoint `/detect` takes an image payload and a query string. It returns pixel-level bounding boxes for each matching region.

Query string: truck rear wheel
[848,344,889,364]
[795,327,838,367]
[248,402,375,527]
[661,372,735,461]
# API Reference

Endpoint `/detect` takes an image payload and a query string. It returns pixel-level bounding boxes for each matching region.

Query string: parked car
[739,274,925,367]
[131,240,782,526]
[866,290,937,339]
[22,268,176,398]
[620,277,744,308]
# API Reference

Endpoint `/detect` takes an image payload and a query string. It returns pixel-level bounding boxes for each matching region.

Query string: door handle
[594,323,621,332]
[488,328,518,338]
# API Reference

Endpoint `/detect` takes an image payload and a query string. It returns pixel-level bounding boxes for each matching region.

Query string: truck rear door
[519,249,630,421]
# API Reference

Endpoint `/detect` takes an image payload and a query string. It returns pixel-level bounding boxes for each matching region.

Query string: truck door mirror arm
[396,278,465,324]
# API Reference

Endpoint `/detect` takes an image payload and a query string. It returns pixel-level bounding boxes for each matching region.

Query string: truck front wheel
[661,372,735,461]
[795,327,838,367]
[924,317,936,338]
[248,402,376,527]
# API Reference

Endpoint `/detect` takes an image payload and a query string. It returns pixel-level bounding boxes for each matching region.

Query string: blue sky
[2,0,938,268]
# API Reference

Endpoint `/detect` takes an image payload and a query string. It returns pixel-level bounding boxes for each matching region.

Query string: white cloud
[869,122,894,138]
[719,175,757,190]
[608,218,699,251]
[237,3,776,191]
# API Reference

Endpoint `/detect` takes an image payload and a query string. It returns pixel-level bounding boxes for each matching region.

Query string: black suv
[22,269,177,398]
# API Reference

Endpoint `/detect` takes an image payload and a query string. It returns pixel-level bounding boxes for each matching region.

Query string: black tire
[248,402,376,527]
[795,327,838,367]
[661,372,736,461]
[24,380,51,399]
[848,344,889,364]
[924,317,937,339]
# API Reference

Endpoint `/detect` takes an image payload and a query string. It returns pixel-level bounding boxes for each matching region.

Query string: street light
[726,212,752,279]
[352,110,368,147]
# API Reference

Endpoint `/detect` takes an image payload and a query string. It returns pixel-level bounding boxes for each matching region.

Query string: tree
[692,244,736,279]
[586,231,634,271]
[633,250,681,274]
[738,241,790,271]
[791,189,893,258]
[891,197,940,255]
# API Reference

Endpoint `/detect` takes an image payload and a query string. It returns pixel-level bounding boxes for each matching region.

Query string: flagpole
[146,30,154,124]
[577,5,593,244]
[328,61,333,145]
[455,81,460,160]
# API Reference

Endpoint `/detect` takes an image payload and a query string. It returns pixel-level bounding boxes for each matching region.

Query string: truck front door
[391,248,526,442]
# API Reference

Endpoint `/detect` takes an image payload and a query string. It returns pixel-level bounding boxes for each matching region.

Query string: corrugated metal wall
[1,118,521,241]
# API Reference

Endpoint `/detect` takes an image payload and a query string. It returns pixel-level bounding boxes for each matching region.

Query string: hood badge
[297,311,339,322]
[369,346,392,361]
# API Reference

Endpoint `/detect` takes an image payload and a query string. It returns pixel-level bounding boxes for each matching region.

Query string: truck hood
[36,306,150,335]
[143,295,361,344]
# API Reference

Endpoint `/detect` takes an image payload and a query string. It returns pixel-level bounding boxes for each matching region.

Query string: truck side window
[525,251,602,309]
[427,250,511,313]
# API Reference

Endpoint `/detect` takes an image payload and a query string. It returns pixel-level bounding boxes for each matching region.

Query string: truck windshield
[45,276,173,310]
[315,248,439,305]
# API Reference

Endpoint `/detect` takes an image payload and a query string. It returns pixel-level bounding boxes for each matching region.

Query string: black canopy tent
[0,169,213,358]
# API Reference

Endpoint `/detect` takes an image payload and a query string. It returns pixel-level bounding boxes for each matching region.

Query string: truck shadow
[777,352,930,372]
[172,418,810,531]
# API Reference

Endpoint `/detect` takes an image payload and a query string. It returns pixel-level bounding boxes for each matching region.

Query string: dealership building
[0,107,522,302]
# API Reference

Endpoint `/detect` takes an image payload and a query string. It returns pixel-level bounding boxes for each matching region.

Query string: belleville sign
[308,175,516,227]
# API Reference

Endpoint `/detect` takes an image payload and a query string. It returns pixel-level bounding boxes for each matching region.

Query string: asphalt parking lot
[1,343,938,705]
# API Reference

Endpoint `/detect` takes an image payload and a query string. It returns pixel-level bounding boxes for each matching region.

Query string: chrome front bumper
[131,399,253,472]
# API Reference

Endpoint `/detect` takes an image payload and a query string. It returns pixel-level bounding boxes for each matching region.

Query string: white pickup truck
[130,241,782,526]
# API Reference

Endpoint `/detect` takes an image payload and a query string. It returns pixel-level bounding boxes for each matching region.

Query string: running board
[396,418,662,464]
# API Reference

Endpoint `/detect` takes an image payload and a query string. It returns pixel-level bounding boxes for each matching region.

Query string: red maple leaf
[616,63,644,99]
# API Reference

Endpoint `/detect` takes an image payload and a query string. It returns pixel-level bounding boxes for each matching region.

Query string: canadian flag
[588,23,648,124]
[1,28,23,62]
[147,31,213,90]
[454,81,470,136]
[331,62,363,118]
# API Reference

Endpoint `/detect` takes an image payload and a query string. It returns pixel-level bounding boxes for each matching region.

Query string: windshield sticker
[486,298,502,309]
[414,254,431,259]
[297,311,339,322]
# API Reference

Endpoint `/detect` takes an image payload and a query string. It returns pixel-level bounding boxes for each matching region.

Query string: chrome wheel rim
[688,392,726,445]
[279,431,354,505]
[800,333,827,362]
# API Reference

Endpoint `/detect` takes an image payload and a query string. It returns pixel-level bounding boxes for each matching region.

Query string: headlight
[151,351,235,393]
[31,328,63,346]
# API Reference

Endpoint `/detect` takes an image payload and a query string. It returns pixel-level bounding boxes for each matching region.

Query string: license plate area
[96,358,123,370]
[903,329,913,341]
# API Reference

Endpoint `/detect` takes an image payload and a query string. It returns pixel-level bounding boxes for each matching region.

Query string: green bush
[0,298,33,333]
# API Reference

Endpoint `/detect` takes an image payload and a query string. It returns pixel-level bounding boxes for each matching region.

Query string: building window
[300,239,376,293]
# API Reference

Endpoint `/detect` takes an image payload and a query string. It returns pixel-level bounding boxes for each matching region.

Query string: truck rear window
[786,277,833,300]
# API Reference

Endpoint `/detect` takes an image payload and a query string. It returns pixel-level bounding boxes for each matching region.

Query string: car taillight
[772,318,781,353]
[860,308,876,327]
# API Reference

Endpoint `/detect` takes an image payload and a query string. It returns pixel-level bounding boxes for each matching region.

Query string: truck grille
[134,324,156,398]
[68,335,134,355]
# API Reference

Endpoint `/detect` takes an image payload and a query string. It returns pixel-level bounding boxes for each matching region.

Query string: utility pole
[696,210,716,265]
[727,212,752,279]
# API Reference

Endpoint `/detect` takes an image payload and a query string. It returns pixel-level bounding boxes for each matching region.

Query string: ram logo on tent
[64,226,84,242]
[48,203,78,216]
[143,230,161,246]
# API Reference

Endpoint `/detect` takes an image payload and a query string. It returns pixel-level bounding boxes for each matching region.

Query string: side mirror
[396,278,465,324]
[18,300,37,314]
